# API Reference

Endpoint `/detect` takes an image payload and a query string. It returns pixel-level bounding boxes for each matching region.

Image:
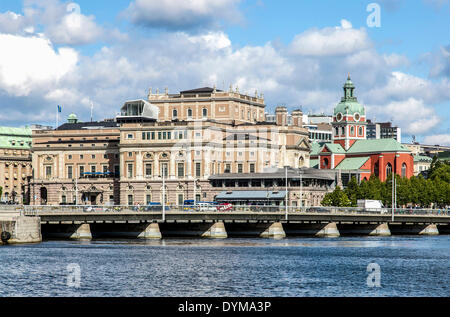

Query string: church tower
[332,75,367,150]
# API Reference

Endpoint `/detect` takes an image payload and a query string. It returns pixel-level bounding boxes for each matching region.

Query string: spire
[343,74,356,101]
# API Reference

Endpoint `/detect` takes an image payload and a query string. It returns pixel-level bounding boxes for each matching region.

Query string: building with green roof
[0,126,33,204]
[309,75,414,182]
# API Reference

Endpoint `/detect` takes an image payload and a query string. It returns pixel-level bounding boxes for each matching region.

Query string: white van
[357,200,389,214]
[197,203,217,212]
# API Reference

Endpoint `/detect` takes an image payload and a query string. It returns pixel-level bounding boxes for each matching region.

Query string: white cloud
[0,33,78,96]
[45,11,103,45]
[0,11,30,34]
[0,14,448,146]
[126,0,243,30]
[289,20,372,57]
[429,45,450,78]
[374,98,440,134]
[14,0,113,45]
[424,134,450,146]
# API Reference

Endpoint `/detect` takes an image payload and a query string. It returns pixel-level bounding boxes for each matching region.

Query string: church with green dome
[311,76,414,182]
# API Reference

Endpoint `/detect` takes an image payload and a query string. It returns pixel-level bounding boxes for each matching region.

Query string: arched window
[374,162,379,177]
[386,163,393,176]
[202,108,208,118]
[341,127,345,136]
[359,126,363,136]
[187,109,193,118]
[173,109,178,119]
[350,126,355,135]
[299,156,305,168]
[323,158,329,168]
[335,127,339,136]
[401,163,407,178]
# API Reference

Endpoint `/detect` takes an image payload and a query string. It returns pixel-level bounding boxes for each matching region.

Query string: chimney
[292,109,303,127]
[275,107,288,126]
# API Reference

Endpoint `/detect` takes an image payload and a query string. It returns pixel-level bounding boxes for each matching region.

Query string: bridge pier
[138,222,162,240]
[260,222,286,239]
[201,222,227,239]
[419,224,439,236]
[369,223,391,236]
[70,224,92,241]
[316,222,340,238]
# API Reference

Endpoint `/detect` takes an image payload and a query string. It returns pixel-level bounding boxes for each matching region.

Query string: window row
[142,130,188,141]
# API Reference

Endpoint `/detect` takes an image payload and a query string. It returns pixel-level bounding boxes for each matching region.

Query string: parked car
[216,203,233,212]
[144,204,171,212]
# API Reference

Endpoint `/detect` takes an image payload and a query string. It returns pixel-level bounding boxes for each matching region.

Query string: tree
[345,177,359,207]
[322,186,351,207]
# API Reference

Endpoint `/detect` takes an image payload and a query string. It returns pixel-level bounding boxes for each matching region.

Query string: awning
[215,191,287,201]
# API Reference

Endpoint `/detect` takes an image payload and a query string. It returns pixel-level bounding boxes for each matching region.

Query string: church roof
[334,75,365,116]
[310,159,319,169]
[321,143,346,154]
[334,101,365,116]
[310,141,327,156]
[335,157,370,170]
[346,139,411,154]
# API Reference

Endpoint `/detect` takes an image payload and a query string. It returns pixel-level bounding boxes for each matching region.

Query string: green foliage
[322,163,450,208]
[322,186,352,207]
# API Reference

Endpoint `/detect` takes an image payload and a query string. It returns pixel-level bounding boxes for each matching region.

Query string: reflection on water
[1,236,449,297]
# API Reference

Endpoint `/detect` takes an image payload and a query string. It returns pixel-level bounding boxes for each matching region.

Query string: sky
[0,0,449,145]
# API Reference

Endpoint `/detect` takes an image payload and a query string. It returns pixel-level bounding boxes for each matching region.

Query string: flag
[57,105,62,113]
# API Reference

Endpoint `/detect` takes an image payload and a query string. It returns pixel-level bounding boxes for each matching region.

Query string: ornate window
[173,109,178,119]
[202,108,208,118]
[401,163,407,178]
[386,163,393,176]
[187,109,193,118]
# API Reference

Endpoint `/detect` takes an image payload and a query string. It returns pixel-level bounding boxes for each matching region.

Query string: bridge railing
[16,205,450,216]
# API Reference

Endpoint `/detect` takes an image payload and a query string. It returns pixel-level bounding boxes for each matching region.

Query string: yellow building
[30,87,312,206]
[0,127,33,204]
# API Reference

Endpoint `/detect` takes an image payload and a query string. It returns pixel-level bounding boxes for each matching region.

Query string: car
[217,203,233,212]
[197,203,217,212]
[144,204,171,212]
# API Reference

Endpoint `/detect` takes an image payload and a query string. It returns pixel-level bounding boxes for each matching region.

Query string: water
[0,236,449,297]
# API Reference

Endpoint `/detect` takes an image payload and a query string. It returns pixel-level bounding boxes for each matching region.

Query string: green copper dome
[334,75,365,116]
[68,113,78,123]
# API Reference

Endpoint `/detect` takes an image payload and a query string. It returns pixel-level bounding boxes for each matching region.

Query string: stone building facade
[30,87,315,206]
[0,127,33,204]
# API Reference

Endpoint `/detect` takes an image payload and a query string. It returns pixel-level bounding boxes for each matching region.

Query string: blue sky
[0,0,449,145]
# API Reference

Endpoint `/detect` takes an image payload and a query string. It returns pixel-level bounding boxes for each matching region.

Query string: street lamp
[285,166,288,221]
[162,165,166,222]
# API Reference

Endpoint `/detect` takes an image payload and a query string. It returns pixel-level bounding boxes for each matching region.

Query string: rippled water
[0,236,449,297]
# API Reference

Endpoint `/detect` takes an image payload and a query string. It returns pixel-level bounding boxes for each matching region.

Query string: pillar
[202,222,227,239]
[369,223,391,236]
[138,222,162,240]
[316,222,340,238]
[70,223,92,241]
[419,224,439,236]
[260,222,286,239]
